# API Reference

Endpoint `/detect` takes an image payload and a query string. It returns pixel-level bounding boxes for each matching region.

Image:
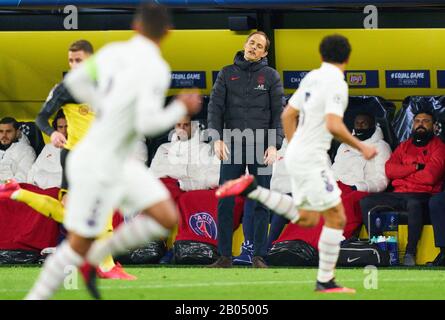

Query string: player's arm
[136,93,201,136]
[281,105,299,142]
[326,114,375,159]
[36,83,72,148]
[324,82,377,160]
[135,71,201,136]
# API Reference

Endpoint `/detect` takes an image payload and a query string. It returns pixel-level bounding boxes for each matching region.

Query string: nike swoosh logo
[231,76,240,81]
[347,257,360,263]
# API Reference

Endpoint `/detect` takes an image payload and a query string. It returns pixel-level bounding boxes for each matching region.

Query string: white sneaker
[40,247,57,256]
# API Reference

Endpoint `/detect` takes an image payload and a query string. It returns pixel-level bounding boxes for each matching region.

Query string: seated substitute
[332,112,391,193]
[150,115,220,191]
[360,109,445,266]
[0,117,36,183]
[27,111,67,189]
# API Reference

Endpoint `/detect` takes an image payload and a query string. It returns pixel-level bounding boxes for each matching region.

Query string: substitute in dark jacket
[207,31,284,268]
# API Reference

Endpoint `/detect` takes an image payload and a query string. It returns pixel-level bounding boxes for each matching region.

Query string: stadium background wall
[1,28,445,122]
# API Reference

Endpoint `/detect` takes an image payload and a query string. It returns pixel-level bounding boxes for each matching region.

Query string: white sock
[87,215,169,266]
[25,242,83,300]
[248,187,300,223]
[317,226,344,283]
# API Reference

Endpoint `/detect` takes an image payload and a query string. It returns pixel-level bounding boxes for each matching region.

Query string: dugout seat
[392,96,445,143]
[18,121,45,157]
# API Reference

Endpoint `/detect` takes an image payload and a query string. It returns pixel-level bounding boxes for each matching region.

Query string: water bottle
[376,236,387,251]
[387,236,399,266]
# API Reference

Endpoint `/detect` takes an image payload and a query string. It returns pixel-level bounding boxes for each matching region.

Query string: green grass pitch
[1,266,445,300]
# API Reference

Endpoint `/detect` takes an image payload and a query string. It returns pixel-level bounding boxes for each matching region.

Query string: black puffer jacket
[208,51,284,148]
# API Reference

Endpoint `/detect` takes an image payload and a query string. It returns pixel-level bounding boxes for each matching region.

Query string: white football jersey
[285,62,348,172]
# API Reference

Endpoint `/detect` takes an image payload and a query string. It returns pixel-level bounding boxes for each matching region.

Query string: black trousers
[360,192,431,254]
[429,192,445,248]
[217,143,271,257]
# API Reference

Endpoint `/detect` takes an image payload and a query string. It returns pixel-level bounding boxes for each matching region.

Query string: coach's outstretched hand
[177,90,202,116]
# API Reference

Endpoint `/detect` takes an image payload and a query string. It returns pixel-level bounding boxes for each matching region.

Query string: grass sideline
[1,266,445,300]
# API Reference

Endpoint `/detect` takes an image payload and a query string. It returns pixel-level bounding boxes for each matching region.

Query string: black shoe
[403,253,416,266]
[426,252,445,267]
[79,263,101,300]
[252,256,268,268]
[315,278,356,293]
[207,256,232,268]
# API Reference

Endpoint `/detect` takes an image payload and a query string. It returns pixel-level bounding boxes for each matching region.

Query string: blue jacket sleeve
[269,69,284,149]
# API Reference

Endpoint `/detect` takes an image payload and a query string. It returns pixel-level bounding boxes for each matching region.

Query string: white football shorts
[289,167,342,212]
[64,159,170,238]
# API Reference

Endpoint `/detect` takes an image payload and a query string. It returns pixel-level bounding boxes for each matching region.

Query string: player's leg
[95,214,137,280]
[316,203,355,293]
[86,201,175,268]
[61,147,133,280]
[215,169,342,229]
[293,168,354,293]
[85,161,174,270]
[8,148,73,224]
[0,180,65,223]
[216,174,301,223]
[25,178,114,300]
[0,178,131,280]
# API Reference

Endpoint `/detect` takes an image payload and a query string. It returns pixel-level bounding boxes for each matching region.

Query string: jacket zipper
[245,71,251,128]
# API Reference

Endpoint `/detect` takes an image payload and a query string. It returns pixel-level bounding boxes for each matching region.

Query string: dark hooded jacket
[208,51,284,148]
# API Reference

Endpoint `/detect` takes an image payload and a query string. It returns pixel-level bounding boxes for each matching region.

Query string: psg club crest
[189,212,218,240]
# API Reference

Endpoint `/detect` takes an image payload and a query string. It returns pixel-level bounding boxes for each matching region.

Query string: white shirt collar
[320,62,345,79]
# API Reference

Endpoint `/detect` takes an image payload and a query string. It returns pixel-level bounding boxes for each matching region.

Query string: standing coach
[207,31,284,268]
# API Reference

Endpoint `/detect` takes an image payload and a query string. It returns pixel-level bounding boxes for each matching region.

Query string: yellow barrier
[0,29,252,120]
[275,29,445,99]
[3,28,445,120]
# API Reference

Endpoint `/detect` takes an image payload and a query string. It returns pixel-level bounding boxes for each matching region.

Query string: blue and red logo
[189,212,218,240]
